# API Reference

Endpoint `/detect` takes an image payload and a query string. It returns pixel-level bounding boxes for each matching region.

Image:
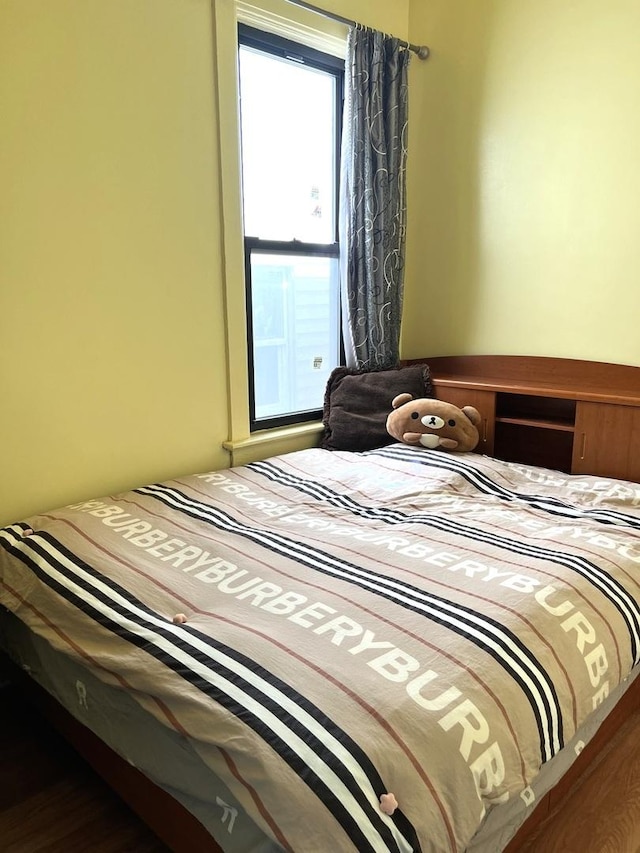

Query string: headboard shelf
[404,355,640,481]
[417,355,640,407]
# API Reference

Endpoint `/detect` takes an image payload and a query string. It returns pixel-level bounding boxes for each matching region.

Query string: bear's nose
[422,414,445,429]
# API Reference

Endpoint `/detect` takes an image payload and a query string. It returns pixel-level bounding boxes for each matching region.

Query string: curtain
[339,26,411,370]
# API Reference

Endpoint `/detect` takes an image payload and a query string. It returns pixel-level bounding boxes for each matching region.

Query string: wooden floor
[1,680,640,853]
[0,683,170,853]
[521,709,640,853]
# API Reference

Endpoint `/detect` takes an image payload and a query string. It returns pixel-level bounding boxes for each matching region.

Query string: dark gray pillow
[321,364,433,451]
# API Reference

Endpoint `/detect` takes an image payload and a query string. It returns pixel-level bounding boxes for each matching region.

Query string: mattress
[2,444,640,851]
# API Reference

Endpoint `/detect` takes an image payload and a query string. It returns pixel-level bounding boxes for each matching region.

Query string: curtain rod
[283,0,430,59]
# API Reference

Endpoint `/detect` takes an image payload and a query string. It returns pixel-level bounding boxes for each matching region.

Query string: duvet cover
[2,445,640,852]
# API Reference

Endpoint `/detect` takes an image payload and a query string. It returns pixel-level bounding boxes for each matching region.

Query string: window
[238,25,344,430]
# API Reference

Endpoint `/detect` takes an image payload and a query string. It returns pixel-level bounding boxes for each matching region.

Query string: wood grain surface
[521,710,640,853]
[0,684,169,853]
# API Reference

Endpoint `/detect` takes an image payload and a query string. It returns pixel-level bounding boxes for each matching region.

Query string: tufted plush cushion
[321,364,433,451]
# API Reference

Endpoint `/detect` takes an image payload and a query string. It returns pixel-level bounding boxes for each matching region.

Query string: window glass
[239,48,336,244]
[238,27,343,430]
[249,251,340,422]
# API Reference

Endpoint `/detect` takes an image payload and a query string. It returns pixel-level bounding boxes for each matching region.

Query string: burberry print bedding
[2,444,640,852]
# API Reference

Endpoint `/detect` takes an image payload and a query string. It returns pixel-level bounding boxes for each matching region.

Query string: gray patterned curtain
[339,26,411,370]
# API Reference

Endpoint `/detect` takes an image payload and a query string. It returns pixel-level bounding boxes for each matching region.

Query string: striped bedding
[2,444,640,852]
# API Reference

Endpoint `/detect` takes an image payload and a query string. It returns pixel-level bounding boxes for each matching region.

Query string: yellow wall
[9,0,640,523]
[0,0,409,525]
[0,0,228,525]
[403,0,640,367]
[310,0,408,36]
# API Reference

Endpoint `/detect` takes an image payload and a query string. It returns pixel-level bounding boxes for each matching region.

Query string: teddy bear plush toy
[386,394,481,452]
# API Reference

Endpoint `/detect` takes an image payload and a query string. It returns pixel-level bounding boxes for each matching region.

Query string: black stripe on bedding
[135,484,563,765]
[0,526,419,853]
[249,457,640,669]
[372,445,640,530]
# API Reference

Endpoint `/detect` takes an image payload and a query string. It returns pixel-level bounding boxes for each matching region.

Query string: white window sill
[223,421,324,467]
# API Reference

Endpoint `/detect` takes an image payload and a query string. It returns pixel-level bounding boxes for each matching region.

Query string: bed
[2,422,640,851]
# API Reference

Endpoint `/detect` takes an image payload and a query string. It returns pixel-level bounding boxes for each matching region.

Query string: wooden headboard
[404,355,640,482]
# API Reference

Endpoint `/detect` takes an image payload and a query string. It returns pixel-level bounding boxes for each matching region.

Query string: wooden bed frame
[6,354,640,852]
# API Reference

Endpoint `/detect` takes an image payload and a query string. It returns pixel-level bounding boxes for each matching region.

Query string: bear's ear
[462,406,482,427]
[391,393,414,409]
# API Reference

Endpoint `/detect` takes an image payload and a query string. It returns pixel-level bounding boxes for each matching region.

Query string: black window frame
[238,24,344,432]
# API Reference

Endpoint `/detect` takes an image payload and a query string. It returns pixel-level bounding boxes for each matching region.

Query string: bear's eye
[448,419,456,427]
[411,411,420,420]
